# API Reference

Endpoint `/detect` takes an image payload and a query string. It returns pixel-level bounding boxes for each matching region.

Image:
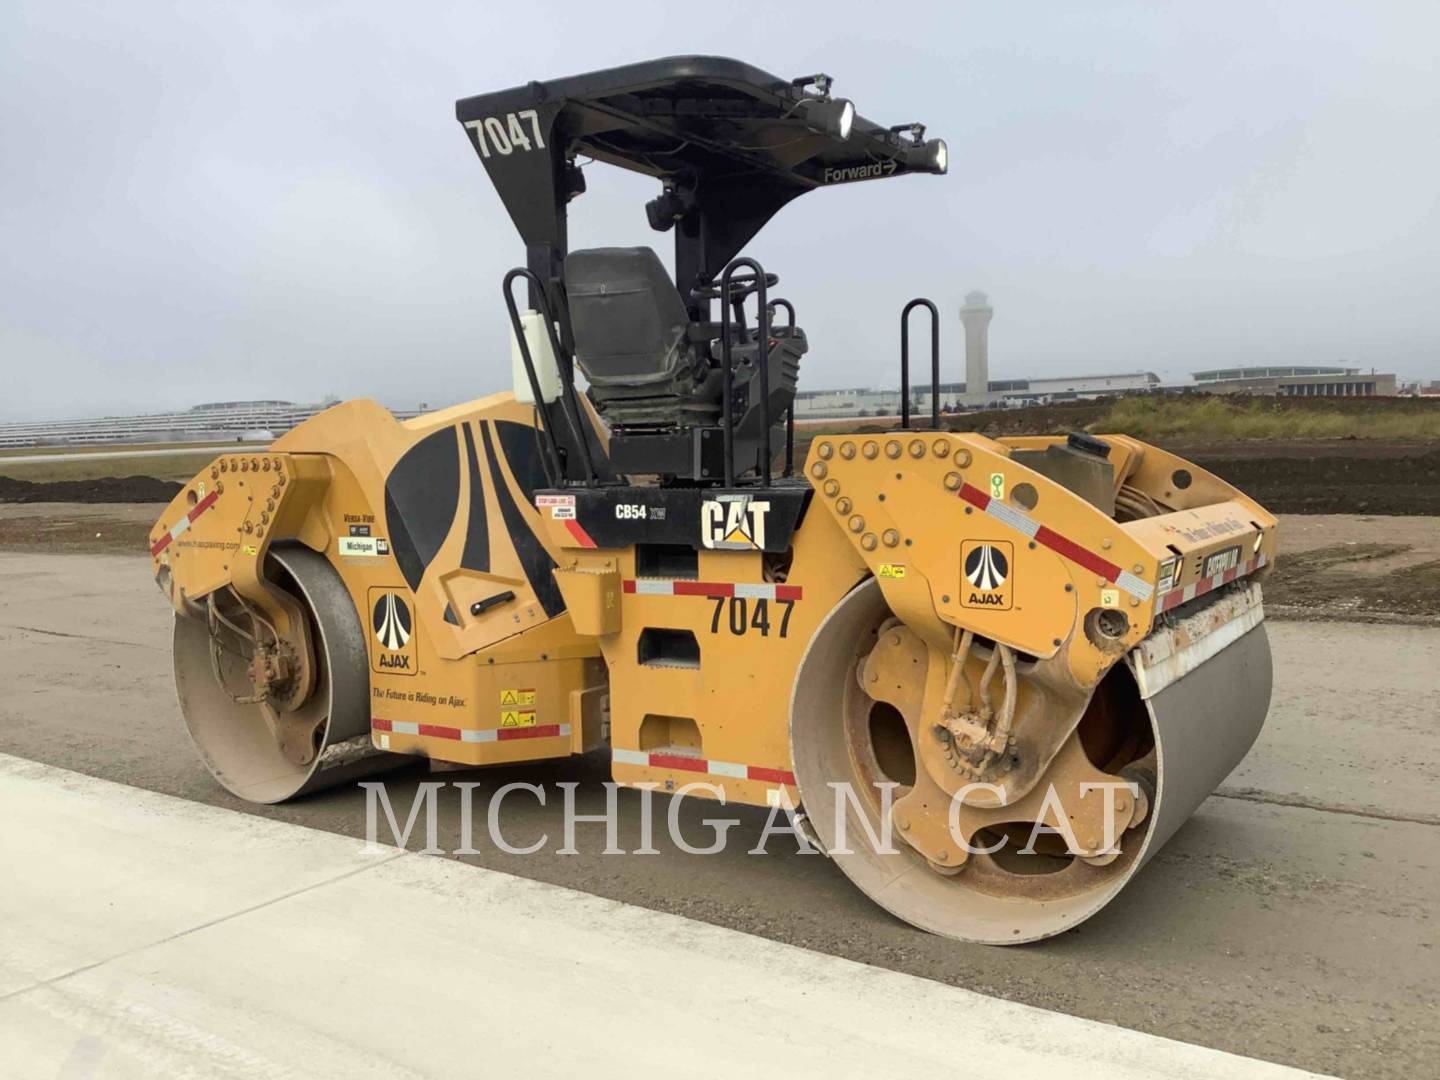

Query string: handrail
[767,298,795,331]
[501,268,599,487]
[768,299,796,477]
[718,257,772,488]
[900,297,941,429]
[502,269,564,486]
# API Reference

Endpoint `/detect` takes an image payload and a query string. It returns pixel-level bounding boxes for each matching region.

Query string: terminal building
[793,372,1159,420]
[1191,366,1397,396]
[0,398,425,450]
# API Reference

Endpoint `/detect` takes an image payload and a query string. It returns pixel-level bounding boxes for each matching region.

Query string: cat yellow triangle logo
[702,495,771,551]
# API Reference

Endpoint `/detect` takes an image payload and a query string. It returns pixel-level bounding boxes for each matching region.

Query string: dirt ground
[0,502,161,553]
[1265,514,1440,624]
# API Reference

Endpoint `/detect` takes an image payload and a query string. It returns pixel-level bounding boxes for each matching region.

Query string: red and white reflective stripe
[956,483,1154,601]
[612,747,795,786]
[150,490,219,557]
[373,718,570,743]
[621,579,803,601]
[1157,553,1266,613]
[563,519,598,548]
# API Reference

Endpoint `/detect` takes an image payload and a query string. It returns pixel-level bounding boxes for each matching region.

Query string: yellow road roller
[152,57,1277,943]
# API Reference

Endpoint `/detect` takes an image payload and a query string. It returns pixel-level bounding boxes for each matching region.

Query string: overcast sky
[3,1,1437,422]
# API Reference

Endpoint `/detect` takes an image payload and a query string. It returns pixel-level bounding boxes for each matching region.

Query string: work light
[926,138,948,174]
[799,97,855,140]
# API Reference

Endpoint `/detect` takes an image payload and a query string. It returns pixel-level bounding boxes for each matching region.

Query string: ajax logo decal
[701,495,771,551]
[373,593,412,649]
[964,544,1009,590]
[961,540,1014,611]
[368,589,417,674]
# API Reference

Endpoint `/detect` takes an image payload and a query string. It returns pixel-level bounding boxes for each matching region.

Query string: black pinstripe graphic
[479,421,565,618]
[460,422,490,572]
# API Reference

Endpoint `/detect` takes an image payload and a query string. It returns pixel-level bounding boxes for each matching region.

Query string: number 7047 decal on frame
[464,110,545,157]
[709,596,795,638]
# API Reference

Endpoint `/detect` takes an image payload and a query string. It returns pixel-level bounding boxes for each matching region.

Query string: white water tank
[510,310,563,404]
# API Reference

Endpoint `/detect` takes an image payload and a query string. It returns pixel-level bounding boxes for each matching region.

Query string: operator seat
[565,246,719,430]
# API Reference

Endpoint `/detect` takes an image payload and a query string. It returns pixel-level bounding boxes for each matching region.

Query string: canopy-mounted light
[798,96,855,140]
[924,138,948,175]
[644,182,697,232]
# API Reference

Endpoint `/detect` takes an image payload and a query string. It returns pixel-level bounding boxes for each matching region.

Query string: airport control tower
[960,290,993,405]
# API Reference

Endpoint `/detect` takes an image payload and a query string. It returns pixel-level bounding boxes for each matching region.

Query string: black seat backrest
[565,247,690,386]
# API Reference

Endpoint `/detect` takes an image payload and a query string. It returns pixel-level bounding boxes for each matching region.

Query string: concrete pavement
[0,549,1436,1077]
[0,754,1333,1079]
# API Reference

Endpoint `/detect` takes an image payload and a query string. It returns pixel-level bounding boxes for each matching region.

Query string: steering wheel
[690,271,780,304]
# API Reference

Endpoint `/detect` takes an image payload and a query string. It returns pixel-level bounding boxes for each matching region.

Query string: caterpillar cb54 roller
[152,57,1277,942]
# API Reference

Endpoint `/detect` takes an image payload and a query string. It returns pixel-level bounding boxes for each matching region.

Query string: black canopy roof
[454,56,946,308]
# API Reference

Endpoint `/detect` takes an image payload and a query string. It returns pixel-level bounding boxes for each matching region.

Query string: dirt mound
[1191,446,1440,516]
[0,475,182,504]
[945,401,1109,436]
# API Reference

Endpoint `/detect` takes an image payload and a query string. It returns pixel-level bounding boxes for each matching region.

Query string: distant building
[0,398,424,449]
[998,372,1161,401]
[793,372,1160,419]
[1191,366,1397,397]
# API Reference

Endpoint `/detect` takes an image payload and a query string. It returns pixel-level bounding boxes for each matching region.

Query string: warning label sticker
[500,709,536,728]
[877,563,906,580]
[1157,557,1179,592]
[536,494,577,519]
[535,494,575,520]
[499,688,536,707]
